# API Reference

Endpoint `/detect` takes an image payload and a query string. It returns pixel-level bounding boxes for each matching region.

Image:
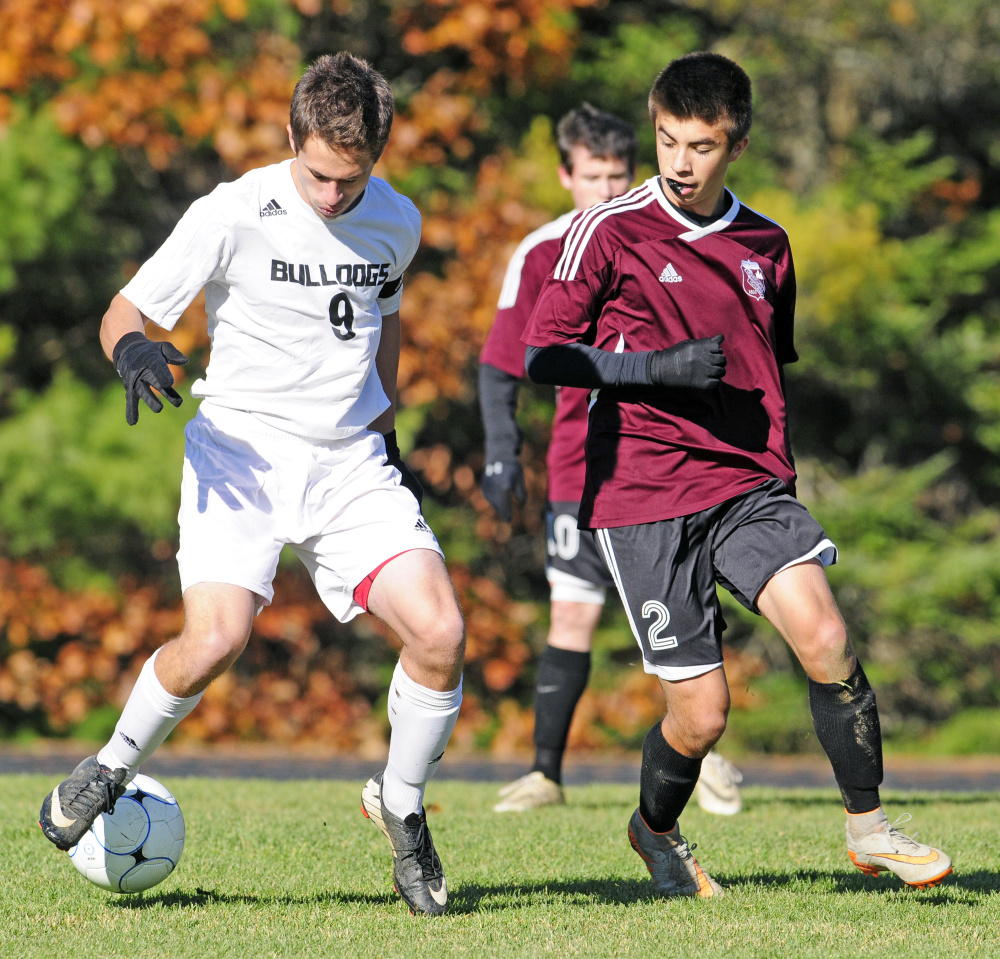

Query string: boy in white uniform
[38,53,465,918]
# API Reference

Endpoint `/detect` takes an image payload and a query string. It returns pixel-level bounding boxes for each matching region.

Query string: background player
[480,105,742,815]
[522,53,951,896]
[38,53,464,917]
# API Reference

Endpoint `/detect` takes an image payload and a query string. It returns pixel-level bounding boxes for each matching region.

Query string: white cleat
[494,771,564,812]
[694,751,743,816]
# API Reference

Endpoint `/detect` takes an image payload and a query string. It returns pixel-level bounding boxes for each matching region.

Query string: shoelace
[408,817,442,881]
[71,768,121,817]
[885,813,922,851]
[673,835,695,862]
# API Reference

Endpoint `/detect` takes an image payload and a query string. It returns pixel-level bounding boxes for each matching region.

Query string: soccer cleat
[361,772,448,916]
[38,755,129,851]
[627,808,724,898]
[493,771,565,812]
[694,751,743,816]
[846,812,952,889]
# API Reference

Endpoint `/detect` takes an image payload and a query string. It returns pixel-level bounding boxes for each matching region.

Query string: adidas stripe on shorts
[595,478,837,681]
[176,402,442,622]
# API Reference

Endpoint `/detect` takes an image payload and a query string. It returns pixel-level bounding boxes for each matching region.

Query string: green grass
[4,777,998,958]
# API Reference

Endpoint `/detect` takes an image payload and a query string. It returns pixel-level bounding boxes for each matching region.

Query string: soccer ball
[68,773,185,894]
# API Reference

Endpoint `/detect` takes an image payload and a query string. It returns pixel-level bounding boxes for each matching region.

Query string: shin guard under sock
[808,660,883,813]
[382,660,462,819]
[96,650,203,776]
[638,721,702,833]
[531,646,591,784]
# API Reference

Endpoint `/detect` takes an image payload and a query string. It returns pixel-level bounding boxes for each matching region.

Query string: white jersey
[121,159,421,440]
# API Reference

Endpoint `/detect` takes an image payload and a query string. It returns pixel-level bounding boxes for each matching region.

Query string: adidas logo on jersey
[415,517,431,533]
[260,199,287,217]
[658,263,683,283]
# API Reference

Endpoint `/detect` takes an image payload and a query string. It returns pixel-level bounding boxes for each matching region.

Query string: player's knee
[178,621,250,673]
[698,709,729,751]
[664,706,727,758]
[404,597,465,667]
[797,613,850,674]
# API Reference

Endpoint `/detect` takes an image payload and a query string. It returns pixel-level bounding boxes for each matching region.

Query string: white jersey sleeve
[120,161,422,441]
[121,194,233,331]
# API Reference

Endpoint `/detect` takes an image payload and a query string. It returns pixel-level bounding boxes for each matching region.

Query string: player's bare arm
[370,309,423,504]
[100,292,189,426]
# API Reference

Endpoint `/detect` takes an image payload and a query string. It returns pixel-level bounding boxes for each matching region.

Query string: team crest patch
[741,259,766,300]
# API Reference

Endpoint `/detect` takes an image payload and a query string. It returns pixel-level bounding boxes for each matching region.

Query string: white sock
[846,806,889,839]
[381,660,462,819]
[96,650,203,776]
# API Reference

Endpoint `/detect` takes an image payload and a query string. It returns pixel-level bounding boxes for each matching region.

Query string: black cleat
[361,772,448,916]
[38,755,128,850]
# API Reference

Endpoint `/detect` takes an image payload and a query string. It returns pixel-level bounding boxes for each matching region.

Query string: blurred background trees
[1,0,999,757]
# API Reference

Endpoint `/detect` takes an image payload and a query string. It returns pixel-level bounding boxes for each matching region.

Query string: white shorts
[176,402,442,622]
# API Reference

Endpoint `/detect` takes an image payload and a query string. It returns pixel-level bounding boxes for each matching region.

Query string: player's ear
[287,124,298,155]
[729,136,749,162]
[557,165,574,191]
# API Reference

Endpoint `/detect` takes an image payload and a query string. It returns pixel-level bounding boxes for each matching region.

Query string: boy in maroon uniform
[480,105,743,816]
[522,53,952,896]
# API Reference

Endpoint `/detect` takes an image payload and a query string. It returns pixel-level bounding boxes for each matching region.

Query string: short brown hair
[289,52,394,161]
[648,52,752,147]
[556,104,638,175]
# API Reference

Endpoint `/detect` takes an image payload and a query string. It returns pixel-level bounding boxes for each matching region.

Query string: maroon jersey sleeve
[774,244,797,366]
[480,217,570,377]
[522,188,657,352]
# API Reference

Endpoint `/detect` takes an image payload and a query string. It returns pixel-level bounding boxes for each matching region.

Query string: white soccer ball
[68,773,185,894]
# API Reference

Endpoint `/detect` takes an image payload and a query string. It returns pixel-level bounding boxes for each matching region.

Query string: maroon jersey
[479,211,591,502]
[522,177,798,529]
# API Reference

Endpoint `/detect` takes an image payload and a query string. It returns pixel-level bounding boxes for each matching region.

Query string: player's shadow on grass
[728,869,1000,900]
[111,887,399,910]
[741,793,999,808]
[109,870,1000,914]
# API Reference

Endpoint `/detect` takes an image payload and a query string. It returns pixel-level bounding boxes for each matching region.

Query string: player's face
[558,146,634,211]
[653,112,748,218]
[288,128,375,220]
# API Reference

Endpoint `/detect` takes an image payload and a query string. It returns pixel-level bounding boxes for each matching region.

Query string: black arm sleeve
[524,343,654,389]
[478,362,523,462]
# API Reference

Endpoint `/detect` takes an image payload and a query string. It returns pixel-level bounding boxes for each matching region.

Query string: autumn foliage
[5,0,1000,756]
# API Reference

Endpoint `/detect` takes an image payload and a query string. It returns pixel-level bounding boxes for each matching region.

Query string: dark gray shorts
[594,479,837,680]
[545,500,615,603]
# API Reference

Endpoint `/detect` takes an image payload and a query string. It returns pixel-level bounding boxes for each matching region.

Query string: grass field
[3,776,998,958]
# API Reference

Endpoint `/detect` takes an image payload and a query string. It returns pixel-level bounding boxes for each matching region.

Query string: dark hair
[648,52,752,146]
[289,52,394,161]
[556,104,638,174]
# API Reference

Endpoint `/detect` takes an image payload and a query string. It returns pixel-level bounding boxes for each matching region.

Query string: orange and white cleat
[627,808,724,898]
[846,812,952,889]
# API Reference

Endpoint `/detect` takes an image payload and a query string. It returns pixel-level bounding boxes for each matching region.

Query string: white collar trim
[649,176,741,242]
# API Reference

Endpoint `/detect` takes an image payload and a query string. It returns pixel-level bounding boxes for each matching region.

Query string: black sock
[638,722,702,833]
[530,646,590,784]
[808,660,883,813]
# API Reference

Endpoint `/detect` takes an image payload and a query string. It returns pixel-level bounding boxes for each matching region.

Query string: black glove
[112,332,190,426]
[383,429,424,507]
[647,334,726,390]
[481,458,526,522]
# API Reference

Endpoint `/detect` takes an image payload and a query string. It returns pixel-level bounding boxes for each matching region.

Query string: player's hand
[648,334,726,390]
[111,332,190,426]
[481,458,526,522]
[383,429,424,507]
